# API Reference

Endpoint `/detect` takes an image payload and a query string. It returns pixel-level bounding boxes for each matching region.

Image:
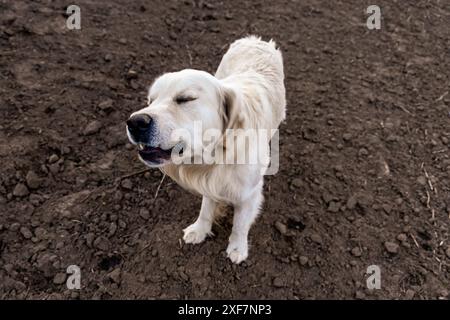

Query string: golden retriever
[126,36,286,263]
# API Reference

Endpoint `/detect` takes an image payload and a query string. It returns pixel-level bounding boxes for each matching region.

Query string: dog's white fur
[128,36,286,263]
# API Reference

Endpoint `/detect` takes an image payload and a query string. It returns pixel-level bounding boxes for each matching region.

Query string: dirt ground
[1,0,449,299]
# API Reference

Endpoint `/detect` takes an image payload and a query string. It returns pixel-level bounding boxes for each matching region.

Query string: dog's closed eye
[175,95,197,104]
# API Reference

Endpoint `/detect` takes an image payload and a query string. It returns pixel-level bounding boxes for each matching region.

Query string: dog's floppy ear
[220,83,244,131]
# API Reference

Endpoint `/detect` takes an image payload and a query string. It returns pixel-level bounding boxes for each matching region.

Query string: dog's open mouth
[138,144,172,164]
[137,143,184,165]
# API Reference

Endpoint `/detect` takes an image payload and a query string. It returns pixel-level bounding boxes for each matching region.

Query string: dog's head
[126,69,238,167]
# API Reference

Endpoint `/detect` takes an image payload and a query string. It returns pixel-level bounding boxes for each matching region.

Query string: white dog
[126,36,286,263]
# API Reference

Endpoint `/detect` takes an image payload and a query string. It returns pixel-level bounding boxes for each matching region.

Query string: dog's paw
[226,241,248,264]
[183,223,211,244]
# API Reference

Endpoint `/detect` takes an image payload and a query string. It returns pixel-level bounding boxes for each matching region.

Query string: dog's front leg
[227,183,263,264]
[183,196,216,244]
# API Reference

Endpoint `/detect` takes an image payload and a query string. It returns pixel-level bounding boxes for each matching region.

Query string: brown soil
[1,0,449,299]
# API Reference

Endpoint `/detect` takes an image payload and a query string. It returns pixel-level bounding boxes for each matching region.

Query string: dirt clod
[13,183,29,197]
[384,242,399,254]
[108,268,122,283]
[310,234,323,245]
[272,277,284,288]
[299,256,308,266]
[83,120,102,136]
[328,201,340,213]
[98,99,114,113]
[20,227,32,239]
[346,195,357,210]
[405,289,415,299]
[291,178,303,189]
[53,273,67,285]
[275,221,287,235]
[121,179,133,190]
[94,236,111,251]
[139,208,150,220]
[25,171,41,189]
[48,154,59,164]
[397,234,408,242]
[351,247,362,257]
[355,291,365,299]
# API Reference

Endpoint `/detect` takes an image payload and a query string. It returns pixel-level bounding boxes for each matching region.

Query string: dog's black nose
[127,114,152,131]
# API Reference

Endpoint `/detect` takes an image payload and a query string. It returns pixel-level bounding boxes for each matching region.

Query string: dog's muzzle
[126,113,184,166]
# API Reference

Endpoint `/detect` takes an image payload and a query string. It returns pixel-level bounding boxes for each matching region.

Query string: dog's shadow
[211,204,234,240]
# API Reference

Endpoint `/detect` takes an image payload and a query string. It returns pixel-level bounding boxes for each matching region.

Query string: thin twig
[186,45,193,66]
[153,173,166,200]
[395,103,413,115]
[118,168,150,180]
[423,165,437,221]
[137,242,151,254]
[410,233,420,248]
[423,167,435,193]
[436,91,448,102]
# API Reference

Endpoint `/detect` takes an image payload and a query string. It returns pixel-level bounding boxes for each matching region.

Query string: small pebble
[139,208,150,220]
[346,195,357,210]
[98,99,114,113]
[13,183,29,197]
[53,273,67,285]
[416,176,427,186]
[108,268,121,283]
[108,222,117,237]
[20,227,33,239]
[121,179,133,190]
[358,148,369,156]
[94,236,110,251]
[310,233,323,244]
[351,247,362,257]
[299,256,308,266]
[26,170,41,189]
[405,289,415,299]
[49,163,60,175]
[48,154,59,163]
[291,178,303,188]
[272,277,284,288]
[342,133,352,141]
[274,221,287,235]
[439,289,449,298]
